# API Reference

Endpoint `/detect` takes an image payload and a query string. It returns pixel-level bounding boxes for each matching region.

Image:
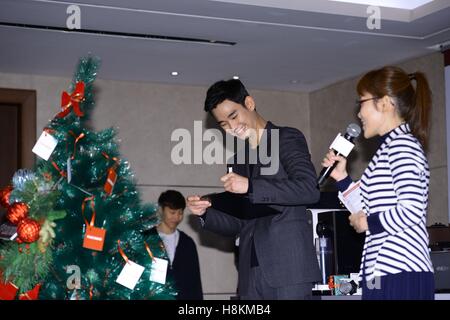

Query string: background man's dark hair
[158,190,186,210]
[204,79,249,112]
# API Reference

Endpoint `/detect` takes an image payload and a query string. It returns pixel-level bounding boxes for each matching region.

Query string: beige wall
[309,52,448,225]
[0,72,309,299]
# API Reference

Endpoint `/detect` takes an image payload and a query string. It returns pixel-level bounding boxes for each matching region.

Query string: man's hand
[187,195,211,216]
[220,173,249,194]
[349,211,368,233]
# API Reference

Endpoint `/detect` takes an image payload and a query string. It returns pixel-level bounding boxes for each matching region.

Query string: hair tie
[408,73,416,81]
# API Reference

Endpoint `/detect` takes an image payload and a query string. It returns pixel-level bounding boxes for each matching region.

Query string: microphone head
[346,123,361,138]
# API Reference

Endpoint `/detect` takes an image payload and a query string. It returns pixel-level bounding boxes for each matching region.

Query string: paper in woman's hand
[338,181,363,214]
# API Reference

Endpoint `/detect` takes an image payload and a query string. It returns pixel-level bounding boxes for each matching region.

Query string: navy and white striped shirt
[343,123,433,282]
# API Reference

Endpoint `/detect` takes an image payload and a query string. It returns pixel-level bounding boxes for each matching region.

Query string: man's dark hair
[158,190,186,210]
[204,79,249,112]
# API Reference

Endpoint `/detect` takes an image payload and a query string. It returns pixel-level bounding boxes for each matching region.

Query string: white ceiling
[0,0,449,92]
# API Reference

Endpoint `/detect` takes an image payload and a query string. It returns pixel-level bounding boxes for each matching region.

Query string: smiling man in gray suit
[187,79,321,300]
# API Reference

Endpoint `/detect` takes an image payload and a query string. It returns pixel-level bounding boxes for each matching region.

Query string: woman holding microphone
[322,66,434,300]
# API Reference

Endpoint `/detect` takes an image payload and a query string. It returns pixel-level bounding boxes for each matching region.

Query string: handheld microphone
[317,123,361,186]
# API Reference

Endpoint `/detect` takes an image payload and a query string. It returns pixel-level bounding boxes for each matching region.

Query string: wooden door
[0,89,36,222]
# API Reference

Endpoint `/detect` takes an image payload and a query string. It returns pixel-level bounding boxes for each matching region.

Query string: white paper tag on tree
[116,260,145,290]
[149,257,168,284]
[32,131,58,161]
[329,134,355,157]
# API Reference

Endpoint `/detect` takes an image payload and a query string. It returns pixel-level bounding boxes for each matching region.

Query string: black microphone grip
[317,150,341,186]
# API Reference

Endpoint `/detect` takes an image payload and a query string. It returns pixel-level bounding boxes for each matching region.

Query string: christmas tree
[0,56,177,300]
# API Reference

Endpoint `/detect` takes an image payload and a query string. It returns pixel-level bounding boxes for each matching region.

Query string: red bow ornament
[0,280,18,300]
[18,283,41,300]
[56,81,85,118]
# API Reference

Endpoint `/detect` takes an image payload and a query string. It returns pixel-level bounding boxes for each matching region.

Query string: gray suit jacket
[202,122,321,295]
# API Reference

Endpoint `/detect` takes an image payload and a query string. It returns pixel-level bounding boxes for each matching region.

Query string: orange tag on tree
[81,196,106,251]
[83,225,106,251]
[104,168,117,196]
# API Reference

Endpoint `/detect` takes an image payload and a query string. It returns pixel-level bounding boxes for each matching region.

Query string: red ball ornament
[0,185,13,208]
[6,202,29,225]
[17,219,41,243]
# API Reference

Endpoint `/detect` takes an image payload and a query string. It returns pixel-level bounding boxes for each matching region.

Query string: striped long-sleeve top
[346,123,433,283]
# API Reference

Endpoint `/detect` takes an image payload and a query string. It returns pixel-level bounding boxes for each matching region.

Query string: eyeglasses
[355,97,378,108]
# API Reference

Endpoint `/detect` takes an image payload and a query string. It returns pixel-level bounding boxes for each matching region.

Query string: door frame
[0,88,36,169]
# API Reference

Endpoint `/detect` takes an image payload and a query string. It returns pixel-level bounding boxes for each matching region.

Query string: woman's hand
[321,150,348,181]
[349,211,368,233]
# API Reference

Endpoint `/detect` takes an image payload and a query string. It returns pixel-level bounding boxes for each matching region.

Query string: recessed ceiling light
[171,71,179,76]
[290,80,299,84]
[328,0,433,10]
[233,75,239,80]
